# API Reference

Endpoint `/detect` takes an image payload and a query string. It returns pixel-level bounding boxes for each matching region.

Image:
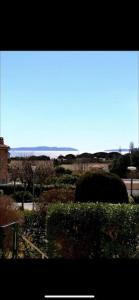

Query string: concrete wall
[123,180,139,196]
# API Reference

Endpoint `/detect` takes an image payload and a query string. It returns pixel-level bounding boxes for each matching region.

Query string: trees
[109,154,131,178]
[35,162,54,193]
[131,149,139,170]
[64,154,76,160]
[54,166,66,176]
[109,150,139,178]
[129,141,134,154]
[8,162,20,193]
[108,152,122,160]
[75,171,129,203]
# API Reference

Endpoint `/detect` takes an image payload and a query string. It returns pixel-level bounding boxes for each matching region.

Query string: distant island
[104,148,130,152]
[10,146,78,151]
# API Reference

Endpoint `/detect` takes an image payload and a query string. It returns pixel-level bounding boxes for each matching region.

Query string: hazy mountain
[104,149,130,152]
[10,146,78,151]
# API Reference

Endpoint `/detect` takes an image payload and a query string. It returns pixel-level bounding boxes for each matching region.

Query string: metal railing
[20,235,48,259]
[0,222,48,259]
[0,222,19,258]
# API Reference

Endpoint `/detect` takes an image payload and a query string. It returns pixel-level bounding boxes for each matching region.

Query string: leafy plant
[46,202,139,258]
[13,191,33,203]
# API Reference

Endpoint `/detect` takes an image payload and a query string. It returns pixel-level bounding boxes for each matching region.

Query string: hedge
[46,203,139,258]
[0,183,75,196]
[13,191,33,203]
[0,184,24,195]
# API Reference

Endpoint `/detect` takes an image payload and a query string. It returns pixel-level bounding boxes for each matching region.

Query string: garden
[1,157,139,259]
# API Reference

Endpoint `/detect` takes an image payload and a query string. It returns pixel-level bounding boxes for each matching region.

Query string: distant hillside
[10,146,78,151]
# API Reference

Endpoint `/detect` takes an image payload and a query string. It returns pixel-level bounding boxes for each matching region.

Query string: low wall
[123,180,139,196]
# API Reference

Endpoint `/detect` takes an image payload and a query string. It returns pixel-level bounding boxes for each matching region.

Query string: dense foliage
[0,195,22,226]
[13,191,33,203]
[75,171,128,203]
[22,210,46,255]
[0,195,23,257]
[54,166,72,176]
[38,188,75,213]
[56,174,78,185]
[0,184,25,195]
[109,154,131,177]
[46,203,139,258]
[109,150,139,178]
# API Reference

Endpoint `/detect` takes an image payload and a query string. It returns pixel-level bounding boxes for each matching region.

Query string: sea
[9,149,129,158]
[9,150,79,159]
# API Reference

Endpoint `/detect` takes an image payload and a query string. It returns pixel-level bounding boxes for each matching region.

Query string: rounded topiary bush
[75,171,128,203]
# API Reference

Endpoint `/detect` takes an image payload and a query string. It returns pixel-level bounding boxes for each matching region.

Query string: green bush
[128,195,135,204]
[0,184,47,197]
[45,184,75,190]
[55,167,66,176]
[64,169,72,175]
[23,210,45,229]
[75,171,128,203]
[56,174,78,185]
[55,167,72,176]
[0,184,24,195]
[13,191,33,202]
[46,203,139,258]
[109,154,131,178]
[22,210,46,253]
[133,195,139,204]
[38,188,75,213]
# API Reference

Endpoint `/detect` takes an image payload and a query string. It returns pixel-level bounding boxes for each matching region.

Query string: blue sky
[0,51,138,153]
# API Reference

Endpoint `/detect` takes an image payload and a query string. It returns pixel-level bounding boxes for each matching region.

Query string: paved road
[123,179,139,183]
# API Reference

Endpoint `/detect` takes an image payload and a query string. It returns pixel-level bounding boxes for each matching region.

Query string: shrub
[0,195,22,225]
[75,171,128,203]
[13,191,33,203]
[133,195,139,204]
[0,195,23,257]
[64,169,72,175]
[38,188,75,213]
[55,167,72,176]
[0,183,47,197]
[55,167,66,176]
[0,184,24,195]
[23,210,45,231]
[46,202,139,258]
[128,195,135,204]
[22,210,46,254]
[109,154,131,178]
[56,174,78,185]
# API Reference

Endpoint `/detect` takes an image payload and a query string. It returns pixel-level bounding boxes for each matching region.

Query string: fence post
[12,223,19,259]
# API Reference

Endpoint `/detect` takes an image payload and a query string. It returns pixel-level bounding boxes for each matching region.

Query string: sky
[0,51,138,154]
